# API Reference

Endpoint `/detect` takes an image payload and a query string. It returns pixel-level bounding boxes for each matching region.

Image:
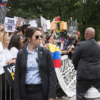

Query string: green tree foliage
[6,0,100,40]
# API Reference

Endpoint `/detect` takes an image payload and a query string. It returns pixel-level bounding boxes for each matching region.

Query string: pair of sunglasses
[35,35,43,39]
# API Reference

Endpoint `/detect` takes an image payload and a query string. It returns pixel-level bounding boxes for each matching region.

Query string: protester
[15,17,23,29]
[21,24,30,40]
[16,26,23,36]
[14,27,56,100]
[46,35,54,44]
[72,27,100,100]
[0,33,16,64]
[8,34,23,60]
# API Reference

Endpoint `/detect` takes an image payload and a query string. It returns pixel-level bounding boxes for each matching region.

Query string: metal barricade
[0,74,12,100]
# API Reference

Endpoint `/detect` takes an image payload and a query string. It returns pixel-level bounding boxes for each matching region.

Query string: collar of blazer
[23,46,43,60]
[22,46,43,72]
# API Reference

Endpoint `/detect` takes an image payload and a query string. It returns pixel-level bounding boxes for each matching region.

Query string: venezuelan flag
[48,44,61,68]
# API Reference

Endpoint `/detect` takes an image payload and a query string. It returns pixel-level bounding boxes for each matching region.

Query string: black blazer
[72,38,100,80]
[14,46,56,100]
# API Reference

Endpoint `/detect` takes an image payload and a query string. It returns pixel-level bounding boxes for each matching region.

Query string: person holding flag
[45,35,61,68]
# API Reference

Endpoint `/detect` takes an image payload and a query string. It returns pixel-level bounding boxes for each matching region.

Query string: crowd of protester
[0,18,87,100]
[0,19,82,65]
[0,21,81,99]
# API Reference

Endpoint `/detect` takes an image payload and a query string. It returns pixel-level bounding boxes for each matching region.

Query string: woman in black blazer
[14,27,56,100]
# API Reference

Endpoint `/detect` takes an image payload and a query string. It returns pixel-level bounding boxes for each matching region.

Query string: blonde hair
[0,33,8,48]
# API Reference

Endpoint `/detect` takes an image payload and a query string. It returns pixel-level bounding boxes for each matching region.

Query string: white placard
[47,20,50,30]
[4,17,17,32]
[0,42,6,75]
[28,20,38,27]
[41,16,47,32]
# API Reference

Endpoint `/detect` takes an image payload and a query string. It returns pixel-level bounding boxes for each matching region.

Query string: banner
[0,42,6,75]
[4,17,17,32]
[55,55,76,97]
[25,19,40,27]
[67,20,78,36]
[41,16,47,32]
[3,63,15,88]
[0,6,7,25]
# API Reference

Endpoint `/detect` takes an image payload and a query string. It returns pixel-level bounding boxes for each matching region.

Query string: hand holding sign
[19,17,23,22]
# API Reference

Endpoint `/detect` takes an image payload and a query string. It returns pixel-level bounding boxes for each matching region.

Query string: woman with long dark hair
[8,34,23,60]
[14,27,56,100]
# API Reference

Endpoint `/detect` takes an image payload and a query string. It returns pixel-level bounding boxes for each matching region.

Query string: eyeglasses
[35,35,43,39]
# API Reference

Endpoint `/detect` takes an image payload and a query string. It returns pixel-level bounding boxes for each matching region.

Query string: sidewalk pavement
[56,95,76,100]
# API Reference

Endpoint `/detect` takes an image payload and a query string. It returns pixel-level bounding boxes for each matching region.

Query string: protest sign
[0,42,6,75]
[41,16,47,32]
[4,17,17,32]
[4,63,15,88]
[47,20,50,30]
[67,20,78,36]
[0,6,7,25]
[25,19,40,27]
[14,16,25,26]
[55,16,60,21]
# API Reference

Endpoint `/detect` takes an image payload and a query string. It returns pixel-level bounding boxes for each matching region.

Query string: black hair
[16,26,22,32]
[23,27,40,44]
[45,32,49,34]
[21,24,30,35]
[8,34,21,50]
[45,35,52,43]
[51,30,53,35]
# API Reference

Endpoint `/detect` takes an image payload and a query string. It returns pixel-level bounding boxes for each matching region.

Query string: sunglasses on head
[35,35,43,39]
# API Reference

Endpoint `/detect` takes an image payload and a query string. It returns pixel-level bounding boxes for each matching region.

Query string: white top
[10,47,19,59]
[4,48,13,61]
[0,42,6,74]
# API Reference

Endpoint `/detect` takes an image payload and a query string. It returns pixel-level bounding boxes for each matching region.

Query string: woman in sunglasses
[14,27,56,100]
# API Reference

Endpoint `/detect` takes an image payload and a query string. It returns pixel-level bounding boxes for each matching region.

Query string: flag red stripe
[53,59,61,68]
